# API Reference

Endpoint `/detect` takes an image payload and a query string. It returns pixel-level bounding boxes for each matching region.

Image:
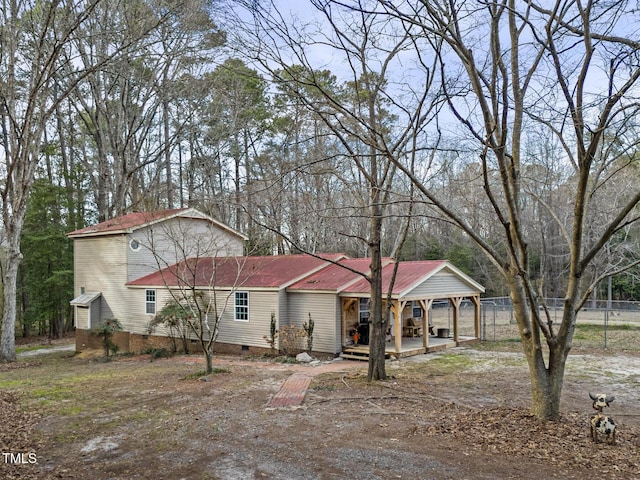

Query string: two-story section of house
[68,208,247,352]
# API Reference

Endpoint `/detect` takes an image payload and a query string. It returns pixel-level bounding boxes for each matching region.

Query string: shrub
[150,300,192,354]
[143,347,171,359]
[263,312,278,354]
[91,318,123,358]
[303,313,314,353]
[279,324,307,357]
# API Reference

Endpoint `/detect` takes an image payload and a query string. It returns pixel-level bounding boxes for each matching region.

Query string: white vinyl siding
[74,236,167,335]
[73,214,245,338]
[126,218,244,283]
[73,236,126,323]
[216,290,279,347]
[287,292,341,354]
[405,271,479,298]
[74,307,89,330]
[278,289,288,330]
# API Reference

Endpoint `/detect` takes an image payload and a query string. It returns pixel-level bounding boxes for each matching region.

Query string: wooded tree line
[2,0,640,421]
[3,0,640,344]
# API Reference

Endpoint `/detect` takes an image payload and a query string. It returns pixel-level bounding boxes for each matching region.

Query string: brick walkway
[265,373,312,408]
[265,360,363,409]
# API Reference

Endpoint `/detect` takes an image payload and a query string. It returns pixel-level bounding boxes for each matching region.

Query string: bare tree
[376,0,640,419]
[0,0,167,362]
[0,0,104,362]
[142,219,249,374]
[152,258,237,374]
[254,67,366,255]
[205,58,269,233]
[154,0,226,209]
[228,0,442,380]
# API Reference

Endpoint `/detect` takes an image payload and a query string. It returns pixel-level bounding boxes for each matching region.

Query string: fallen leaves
[422,405,640,477]
[0,391,42,480]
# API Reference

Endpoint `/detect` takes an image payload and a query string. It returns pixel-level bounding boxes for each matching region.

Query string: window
[130,238,140,251]
[412,301,423,319]
[359,298,370,324]
[145,289,156,315]
[235,291,249,321]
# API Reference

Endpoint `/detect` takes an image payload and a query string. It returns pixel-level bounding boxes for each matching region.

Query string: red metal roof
[287,258,372,291]
[68,209,188,237]
[287,258,450,295]
[127,253,346,289]
[127,254,482,296]
[341,260,448,295]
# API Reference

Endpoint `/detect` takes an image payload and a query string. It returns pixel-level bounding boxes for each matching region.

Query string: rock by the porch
[296,352,313,363]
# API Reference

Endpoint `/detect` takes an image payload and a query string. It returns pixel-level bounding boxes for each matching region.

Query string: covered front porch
[340,295,482,361]
[337,260,485,360]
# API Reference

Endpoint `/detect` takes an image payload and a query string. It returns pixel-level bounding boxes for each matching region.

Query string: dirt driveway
[2,344,639,479]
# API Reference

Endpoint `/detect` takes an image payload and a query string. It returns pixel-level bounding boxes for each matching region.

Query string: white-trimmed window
[235,291,249,321]
[145,289,156,315]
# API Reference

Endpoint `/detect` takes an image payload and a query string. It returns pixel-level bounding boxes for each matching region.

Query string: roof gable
[393,261,485,296]
[340,260,447,295]
[282,257,486,297]
[67,208,247,240]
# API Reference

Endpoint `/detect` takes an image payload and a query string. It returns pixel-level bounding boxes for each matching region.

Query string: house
[69,209,485,357]
[68,208,247,352]
[126,253,348,354]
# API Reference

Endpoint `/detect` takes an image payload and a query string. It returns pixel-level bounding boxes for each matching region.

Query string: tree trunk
[97,141,110,222]
[163,98,173,208]
[0,235,23,362]
[510,271,571,419]
[234,133,242,232]
[367,199,386,381]
[528,352,566,420]
[181,333,189,354]
[205,350,213,374]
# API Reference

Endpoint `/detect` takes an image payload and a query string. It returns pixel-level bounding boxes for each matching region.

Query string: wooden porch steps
[339,353,369,361]
[340,346,390,361]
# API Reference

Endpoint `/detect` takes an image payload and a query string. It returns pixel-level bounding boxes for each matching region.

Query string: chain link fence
[428,297,640,352]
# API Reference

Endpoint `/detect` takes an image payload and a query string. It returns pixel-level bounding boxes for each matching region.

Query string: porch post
[418,299,433,349]
[451,297,463,343]
[341,299,355,348]
[394,300,406,353]
[470,295,481,339]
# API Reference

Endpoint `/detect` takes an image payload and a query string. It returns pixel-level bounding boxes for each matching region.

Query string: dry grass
[2,336,640,479]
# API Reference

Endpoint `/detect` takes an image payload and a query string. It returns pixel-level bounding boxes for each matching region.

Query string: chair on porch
[403,318,422,338]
